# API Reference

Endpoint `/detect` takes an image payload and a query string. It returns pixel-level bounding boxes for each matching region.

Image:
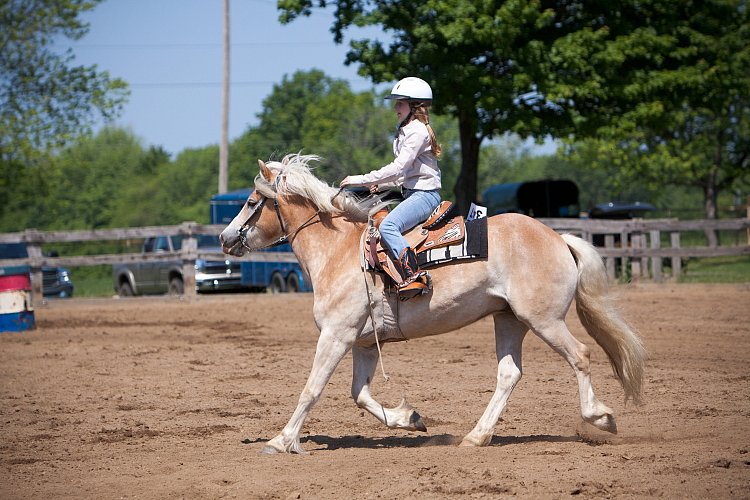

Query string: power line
[129,79,376,89]
[66,41,335,49]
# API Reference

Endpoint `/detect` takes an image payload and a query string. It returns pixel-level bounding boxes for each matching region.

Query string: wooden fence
[1,217,748,304]
[539,217,749,282]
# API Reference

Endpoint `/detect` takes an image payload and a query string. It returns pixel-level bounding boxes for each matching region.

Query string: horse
[219,153,646,455]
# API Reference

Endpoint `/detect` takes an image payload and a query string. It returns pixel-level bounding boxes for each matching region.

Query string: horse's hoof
[459,434,491,447]
[260,445,281,455]
[586,413,618,434]
[410,411,427,432]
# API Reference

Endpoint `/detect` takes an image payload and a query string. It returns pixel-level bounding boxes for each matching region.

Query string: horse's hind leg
[533,320,617,433]
[351,344,427,432]
[461,313,527,447]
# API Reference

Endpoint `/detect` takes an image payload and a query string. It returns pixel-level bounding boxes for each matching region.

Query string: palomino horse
[220,154,646,455]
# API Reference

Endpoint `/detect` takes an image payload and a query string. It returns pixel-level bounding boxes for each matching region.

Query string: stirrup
[397,271,430,301]
[396,247,430,301]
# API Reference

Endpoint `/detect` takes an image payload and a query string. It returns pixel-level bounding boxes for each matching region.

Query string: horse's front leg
[351,344,427,432]
[262,331,352,454]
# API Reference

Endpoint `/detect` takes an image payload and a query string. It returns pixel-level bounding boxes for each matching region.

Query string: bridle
[237,177,343,252]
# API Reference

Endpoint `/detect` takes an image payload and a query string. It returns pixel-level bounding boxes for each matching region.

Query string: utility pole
[218,0,230,194]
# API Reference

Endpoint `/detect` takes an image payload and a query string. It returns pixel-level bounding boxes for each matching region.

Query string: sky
[61,0,388,156]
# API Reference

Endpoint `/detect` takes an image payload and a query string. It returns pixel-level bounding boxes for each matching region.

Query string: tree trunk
[703,166,719,246]
[453,112,483,215]
[703,132,723,246]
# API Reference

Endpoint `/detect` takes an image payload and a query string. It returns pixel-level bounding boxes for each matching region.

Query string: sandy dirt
[1,283,749,499]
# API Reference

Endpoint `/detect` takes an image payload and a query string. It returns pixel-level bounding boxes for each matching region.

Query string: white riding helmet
[385,77,433,104]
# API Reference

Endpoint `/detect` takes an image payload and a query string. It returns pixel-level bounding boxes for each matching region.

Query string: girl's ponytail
[412,105,442,159]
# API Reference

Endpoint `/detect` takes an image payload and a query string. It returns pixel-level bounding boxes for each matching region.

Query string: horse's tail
[562,234,647,404]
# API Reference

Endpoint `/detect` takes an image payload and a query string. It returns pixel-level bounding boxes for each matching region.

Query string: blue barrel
[0,273,36,332]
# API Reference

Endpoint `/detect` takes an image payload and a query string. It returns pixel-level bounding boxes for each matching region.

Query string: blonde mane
[254,153,387,223]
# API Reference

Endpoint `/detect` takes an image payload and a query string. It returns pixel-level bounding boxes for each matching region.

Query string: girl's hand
[369,185,379,193]
[339,176,352,187]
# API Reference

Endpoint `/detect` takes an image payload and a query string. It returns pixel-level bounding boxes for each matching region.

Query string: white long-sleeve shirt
[346,119,441,191]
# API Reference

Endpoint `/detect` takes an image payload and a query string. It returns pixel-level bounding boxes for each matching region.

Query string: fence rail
[1,217,748,303]
[539,217,749,282]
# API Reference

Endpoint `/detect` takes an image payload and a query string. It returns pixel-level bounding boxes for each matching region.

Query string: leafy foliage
[1,72,463,231]
[545,0,750,219]
[277,0,749,217]
[232,70,395,184]
[0,0,129,162]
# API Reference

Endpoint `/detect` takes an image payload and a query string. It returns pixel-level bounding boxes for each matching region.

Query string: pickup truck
[112,235,244,296]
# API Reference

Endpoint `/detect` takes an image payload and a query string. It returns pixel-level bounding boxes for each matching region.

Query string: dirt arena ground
[1,283,749,498]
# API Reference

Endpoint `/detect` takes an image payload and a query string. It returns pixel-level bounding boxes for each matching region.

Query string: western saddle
[364,201,465,300]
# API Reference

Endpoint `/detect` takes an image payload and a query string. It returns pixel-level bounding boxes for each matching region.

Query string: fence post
[23,230,45,307]
[630,232,642,281]
[604,234,616,281]
[619,229,629,279]
[650,230,662,282]
[670,232,682,280]
[181,223,197,298]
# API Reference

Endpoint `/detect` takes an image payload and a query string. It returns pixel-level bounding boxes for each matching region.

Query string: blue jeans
[380,188,441,260]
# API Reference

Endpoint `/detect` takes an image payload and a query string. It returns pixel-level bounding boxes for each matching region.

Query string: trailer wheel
[286,273,299,293]
[269,272,286,294]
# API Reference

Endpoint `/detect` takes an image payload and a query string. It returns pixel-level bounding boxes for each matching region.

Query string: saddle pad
[362,216,487,274]
[417,216,488,268]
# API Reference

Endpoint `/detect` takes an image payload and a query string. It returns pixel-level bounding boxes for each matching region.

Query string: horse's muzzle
[219,232,243,257]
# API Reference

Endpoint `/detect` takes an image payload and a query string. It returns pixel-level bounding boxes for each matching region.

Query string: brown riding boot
[396,247,429,301]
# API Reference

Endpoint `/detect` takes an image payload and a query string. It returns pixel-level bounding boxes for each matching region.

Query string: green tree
[248,70,351,158]
[278,0,571,211]
[300,89,393,181]
[52,127,150,229]
[278,0,749,216]
[543,0,749,227]
[0,0,128,162]
[155,145,221,224]
[232,70,396,184]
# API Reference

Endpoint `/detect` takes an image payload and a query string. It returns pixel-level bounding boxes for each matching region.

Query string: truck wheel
[269,273,286,294]
[118,281,134,297]
[168,276,184,295]
[286,273,299,293]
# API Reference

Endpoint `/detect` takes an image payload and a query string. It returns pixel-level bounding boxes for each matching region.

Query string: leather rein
[237,180,343,252]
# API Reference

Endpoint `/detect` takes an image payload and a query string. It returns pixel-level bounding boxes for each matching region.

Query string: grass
[679,255,750,283]
[69,265,115,297]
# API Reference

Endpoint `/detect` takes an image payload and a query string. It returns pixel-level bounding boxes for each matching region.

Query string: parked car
[112,234,244,296]
[589,201,657,247]
[0,243,74,298]
[589,201,656,220]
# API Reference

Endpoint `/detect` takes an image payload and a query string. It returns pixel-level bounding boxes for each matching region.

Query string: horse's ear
[258,159,273,181]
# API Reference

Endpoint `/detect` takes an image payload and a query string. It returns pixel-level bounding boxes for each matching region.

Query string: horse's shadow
[242,433,580,451]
